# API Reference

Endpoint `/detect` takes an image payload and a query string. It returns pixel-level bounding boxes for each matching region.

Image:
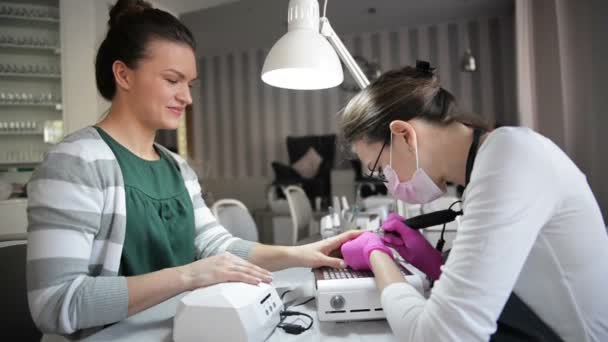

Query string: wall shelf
[0,102,62,110]
[0,131,43,136]
[0,14,59,24]
[0,72,61,79]
[0,43,60,54]
[0,0,62,173]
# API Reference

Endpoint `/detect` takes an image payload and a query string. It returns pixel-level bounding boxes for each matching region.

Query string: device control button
[330,295,345,310]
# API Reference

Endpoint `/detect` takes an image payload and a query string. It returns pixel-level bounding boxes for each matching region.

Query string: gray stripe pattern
[28,258,91,291]
[69,276,129,331]
[194,16,516,179]
[28,207,126,244]
[27,127,255,336]
[29,155,121,190]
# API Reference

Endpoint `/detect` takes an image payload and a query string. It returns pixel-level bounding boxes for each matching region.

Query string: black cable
[280,290,293,301]
[292,296,315,307]
[278,310,314,334]
[436,200,463,253]
[274,293,315,335]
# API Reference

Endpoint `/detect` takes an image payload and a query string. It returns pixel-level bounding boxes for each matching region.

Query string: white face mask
[382,132,445,204]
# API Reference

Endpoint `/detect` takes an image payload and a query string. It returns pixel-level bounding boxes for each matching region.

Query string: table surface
[84,267,397,342]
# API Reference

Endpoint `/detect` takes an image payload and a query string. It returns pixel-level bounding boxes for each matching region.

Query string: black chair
[271,134,336,208]
[0,238,42,342]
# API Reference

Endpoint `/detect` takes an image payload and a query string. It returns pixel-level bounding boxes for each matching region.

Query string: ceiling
[172,0,512,17]
[180,0,514,56]
[155,0,239,14]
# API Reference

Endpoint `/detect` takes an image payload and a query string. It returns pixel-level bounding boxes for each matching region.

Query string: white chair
[282,185,313,246]
[211,199,259,242]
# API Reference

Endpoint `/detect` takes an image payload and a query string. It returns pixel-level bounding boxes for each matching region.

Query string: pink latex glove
[381,213,443,281]
[341,231,393,271]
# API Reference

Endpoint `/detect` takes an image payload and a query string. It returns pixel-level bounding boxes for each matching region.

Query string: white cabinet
[0,198,27,238]
[0,0,63,170]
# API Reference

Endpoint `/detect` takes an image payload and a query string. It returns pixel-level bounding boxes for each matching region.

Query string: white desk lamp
[262,0,369,90]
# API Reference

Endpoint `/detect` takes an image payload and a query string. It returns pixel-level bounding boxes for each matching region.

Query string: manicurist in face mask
[338,61,608,342]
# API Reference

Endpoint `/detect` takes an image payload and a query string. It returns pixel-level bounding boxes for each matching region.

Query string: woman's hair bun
[108,0,152,28]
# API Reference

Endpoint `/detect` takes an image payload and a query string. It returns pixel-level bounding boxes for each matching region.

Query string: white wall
[186,15,516,181]
[60,0,99,134]
[60,0,178,134]
[181,0,514,57]
[180,1,516,210]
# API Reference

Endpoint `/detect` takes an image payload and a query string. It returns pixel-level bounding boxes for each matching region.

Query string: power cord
[276,290,315,335]
[293,297,315,307]
[278,310,314,335]
[280,290,292,301]
[436,200,462,253]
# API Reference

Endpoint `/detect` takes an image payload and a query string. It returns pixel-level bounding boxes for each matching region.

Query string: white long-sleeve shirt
[381,127,608,341]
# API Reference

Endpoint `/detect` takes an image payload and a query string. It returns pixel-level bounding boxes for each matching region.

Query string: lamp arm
[319,17,369,90]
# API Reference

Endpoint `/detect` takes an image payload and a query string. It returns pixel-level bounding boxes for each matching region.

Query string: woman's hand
[289,230,365,269]
[177,252,273,290]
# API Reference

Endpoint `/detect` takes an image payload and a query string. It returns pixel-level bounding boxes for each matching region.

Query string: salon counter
[83,267,397,342]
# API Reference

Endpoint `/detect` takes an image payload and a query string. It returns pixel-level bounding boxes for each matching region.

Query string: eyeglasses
[364,138,389,183]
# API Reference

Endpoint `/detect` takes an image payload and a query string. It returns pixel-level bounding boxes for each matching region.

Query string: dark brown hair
[338,63,491,145]
[95,0,196,101]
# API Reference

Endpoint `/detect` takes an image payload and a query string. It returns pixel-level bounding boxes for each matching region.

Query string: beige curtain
[516,0,608,222]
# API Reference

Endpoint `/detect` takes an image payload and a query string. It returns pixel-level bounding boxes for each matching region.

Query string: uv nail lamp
[173,282,283,342]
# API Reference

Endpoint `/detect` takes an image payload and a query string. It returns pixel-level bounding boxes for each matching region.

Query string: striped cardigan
[26,127,256,339]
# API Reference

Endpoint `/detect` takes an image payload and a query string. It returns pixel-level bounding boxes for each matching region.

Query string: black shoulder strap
[465,128,482,187]
[451,128,564,341]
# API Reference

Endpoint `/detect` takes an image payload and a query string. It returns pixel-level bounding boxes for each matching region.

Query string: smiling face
[118,39,197,131]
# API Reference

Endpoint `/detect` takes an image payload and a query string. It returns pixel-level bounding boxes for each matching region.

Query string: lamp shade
[261,0,343,90]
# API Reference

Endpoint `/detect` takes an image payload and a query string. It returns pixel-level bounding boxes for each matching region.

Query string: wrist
[363,244,393,269]
[368,249,395,271]
[283,245,302,268]
[174,264,194,291]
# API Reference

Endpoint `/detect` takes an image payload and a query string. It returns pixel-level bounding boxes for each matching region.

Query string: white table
[84,267,397,342]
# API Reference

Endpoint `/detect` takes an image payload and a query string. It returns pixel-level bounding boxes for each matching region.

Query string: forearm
[126,266,190,316]
[248,244,298,272]
[370,250,407,291]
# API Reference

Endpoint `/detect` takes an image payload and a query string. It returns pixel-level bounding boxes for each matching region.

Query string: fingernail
[340,261,346,268]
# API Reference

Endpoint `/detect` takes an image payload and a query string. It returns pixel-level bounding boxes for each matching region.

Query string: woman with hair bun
[26,1,361,339]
